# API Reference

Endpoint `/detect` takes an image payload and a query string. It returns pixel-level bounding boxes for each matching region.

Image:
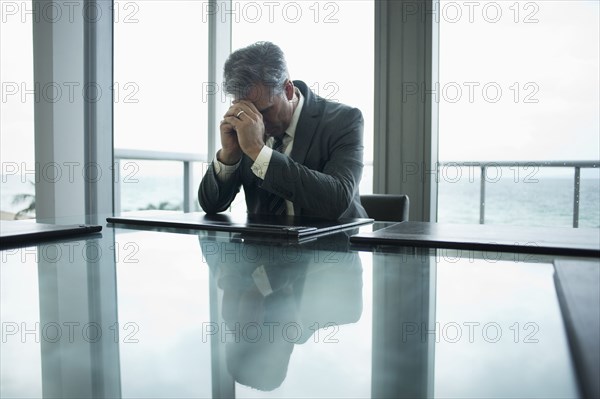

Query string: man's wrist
[246,144,265,162]
[217,149,242,165]
[250,145,273,180]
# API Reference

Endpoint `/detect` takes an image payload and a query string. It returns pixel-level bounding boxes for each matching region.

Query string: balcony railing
[113,149,208,213]
[113,151,598,228]
[437,160,599,227]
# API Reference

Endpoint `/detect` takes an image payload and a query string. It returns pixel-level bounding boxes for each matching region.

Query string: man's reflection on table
[200,232,363,391]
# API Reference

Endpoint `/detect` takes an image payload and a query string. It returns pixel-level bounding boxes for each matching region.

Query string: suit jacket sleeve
[261,107,364,220]
[198,162,242,213]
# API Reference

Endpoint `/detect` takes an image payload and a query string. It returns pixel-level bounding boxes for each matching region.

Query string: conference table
[1,214,598,398]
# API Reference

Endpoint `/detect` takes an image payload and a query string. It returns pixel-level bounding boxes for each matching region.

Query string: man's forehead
[240,83,276,106]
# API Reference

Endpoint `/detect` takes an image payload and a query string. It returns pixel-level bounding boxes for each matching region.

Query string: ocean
[1,174,599,228]
[437,176,599,228]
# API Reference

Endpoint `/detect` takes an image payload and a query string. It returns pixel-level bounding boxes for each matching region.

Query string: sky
[439,0,600,162]
[1,0,599,176]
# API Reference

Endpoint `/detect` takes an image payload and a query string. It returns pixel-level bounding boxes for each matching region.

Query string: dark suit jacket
[198,80,368,220]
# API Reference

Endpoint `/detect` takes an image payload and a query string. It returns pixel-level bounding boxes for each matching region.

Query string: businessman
[199,42,367,220]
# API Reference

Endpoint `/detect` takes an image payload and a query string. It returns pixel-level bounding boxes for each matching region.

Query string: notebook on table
[0,220,102,249]
[349,221,600,257]
[107,211,373,239]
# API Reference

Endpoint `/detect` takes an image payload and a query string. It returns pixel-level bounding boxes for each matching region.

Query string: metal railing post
[183,161,195,212]
[573,166,581,228]
[479,165,486,224]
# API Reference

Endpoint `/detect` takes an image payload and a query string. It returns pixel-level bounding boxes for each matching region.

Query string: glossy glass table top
[0,222,580,398]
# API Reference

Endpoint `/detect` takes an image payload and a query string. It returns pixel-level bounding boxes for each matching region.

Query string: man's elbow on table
[314,179,356,220]
[198,182,227,214]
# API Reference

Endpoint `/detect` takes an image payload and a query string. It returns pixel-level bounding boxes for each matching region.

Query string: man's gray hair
[223,41,289,99]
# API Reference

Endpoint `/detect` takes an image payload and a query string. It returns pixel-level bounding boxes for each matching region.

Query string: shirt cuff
[213,153,241,182]
[251,145,273,180]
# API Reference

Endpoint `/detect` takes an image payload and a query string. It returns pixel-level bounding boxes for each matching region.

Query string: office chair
[360,194,410,222]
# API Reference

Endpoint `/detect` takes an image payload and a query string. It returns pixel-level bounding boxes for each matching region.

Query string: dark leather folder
[0,220,102,248]
[107,211,372,239]
[350,221,600,257]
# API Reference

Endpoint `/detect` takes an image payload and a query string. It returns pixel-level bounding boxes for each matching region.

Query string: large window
[438,0,600,227]
[0,1,35,219]
[114,0,209,211]
[232,0,374,195]
[113,0,373,213]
